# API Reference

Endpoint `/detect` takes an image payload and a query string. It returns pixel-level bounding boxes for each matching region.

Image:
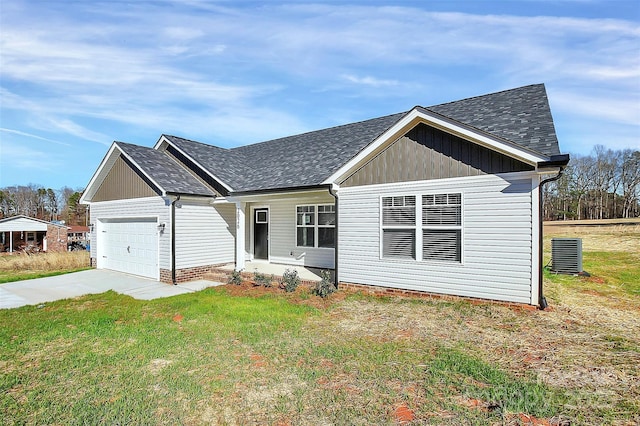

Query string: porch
[217,261,332,283]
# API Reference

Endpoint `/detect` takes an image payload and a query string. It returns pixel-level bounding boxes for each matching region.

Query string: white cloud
[0,128,70,146]
[342,75,399,87]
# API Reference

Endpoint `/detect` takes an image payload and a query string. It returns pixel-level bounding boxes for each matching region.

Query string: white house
[80,84,569,308]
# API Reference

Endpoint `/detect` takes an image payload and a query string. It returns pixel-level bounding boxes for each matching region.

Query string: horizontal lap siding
[89,197,170,270]
[338,173,534,304]
[175,201,235,269]
[245,193,335,269]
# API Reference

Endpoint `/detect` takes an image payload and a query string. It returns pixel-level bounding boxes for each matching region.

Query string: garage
[97,218,159,280]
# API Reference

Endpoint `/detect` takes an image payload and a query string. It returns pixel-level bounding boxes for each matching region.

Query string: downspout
[171,195,181,285]
[328,185,339,288]
[538,167,564,310]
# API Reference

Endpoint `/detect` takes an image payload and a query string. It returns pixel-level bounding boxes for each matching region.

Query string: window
[381,196,416,259]
[380,193,462,262]
[297,206,315,247]
[297,204,335,248]
[26,232,36,243]
[255,210,268,224]
[422,194,462,262]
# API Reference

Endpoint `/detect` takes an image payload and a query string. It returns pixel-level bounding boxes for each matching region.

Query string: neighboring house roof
[84,83,564,200]
[0,215,68,232]
[67,225,89,233]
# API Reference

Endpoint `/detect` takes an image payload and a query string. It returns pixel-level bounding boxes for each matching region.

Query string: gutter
[171,195,181,285]
[537,155,569,309]
[328,185,339,288]
[230,184,333,197]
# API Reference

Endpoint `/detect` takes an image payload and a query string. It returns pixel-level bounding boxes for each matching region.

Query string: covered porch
[217,261,332,283]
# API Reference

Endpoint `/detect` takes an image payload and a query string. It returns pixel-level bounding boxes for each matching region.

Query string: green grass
[0,288,572,425]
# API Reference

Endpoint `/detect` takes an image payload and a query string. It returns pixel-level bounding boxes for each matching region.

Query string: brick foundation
[338,281,538,310]
[160,264,228,284]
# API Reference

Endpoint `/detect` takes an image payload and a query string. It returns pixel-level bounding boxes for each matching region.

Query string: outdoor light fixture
[89,223,95,233]
[157,223,166,233]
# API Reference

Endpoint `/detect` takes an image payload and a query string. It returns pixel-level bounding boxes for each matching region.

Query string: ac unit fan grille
[551,238,583,274]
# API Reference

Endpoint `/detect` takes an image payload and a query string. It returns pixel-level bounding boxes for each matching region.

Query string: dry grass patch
[0,251,90,283]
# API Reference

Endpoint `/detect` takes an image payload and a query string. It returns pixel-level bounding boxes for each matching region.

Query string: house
[0,215,68,253]
[67,225,89,243]
[80,84,569,307]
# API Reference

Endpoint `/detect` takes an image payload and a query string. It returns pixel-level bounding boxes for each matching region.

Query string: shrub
[253,270,273,287]
[312,270,336,298]
[228,269,243,285]
[279,268,300,293]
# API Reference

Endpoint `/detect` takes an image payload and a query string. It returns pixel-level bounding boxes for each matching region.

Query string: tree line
[0,185,88,226]
[543,147,640,221]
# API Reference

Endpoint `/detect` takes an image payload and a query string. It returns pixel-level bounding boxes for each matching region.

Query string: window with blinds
[382,196,416,259]
[381,193,462,262]
[422,193,462,262]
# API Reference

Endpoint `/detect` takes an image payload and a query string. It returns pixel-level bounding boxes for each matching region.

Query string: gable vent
[551,238,583,274]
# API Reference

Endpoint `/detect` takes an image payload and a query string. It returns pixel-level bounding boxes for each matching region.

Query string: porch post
[9,231,13,253]
[235,201,246,271]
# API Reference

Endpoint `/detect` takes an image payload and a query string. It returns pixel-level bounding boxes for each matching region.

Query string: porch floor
[218,261,331,282]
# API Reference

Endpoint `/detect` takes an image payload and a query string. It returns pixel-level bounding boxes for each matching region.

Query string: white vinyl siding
[244,192,335,269]
[339,173,536,305]
[174,200,235,269]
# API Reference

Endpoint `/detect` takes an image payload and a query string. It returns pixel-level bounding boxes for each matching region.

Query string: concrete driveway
[0,269,222,309]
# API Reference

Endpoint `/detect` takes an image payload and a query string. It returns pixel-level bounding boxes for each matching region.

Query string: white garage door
[98,218,159,279]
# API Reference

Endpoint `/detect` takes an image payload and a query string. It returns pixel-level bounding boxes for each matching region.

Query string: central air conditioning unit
[551,238,583,274]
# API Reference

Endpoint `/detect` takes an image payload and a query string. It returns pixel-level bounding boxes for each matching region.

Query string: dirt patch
[321,289,640,419]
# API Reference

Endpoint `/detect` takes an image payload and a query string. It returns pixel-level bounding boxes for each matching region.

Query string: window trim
[295,204,336,249]
[379,193,463,264]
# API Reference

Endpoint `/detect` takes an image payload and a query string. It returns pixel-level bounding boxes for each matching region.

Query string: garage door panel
[98,218,158,279]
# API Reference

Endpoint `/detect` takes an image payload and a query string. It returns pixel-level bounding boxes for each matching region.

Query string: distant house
[80,84,569,307]
[67,225,89,244]
[0,215,68,253]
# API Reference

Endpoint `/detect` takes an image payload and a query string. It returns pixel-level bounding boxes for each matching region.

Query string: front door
[254,208,269,260]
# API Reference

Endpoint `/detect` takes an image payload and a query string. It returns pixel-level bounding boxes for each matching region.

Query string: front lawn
[1,223,638,425]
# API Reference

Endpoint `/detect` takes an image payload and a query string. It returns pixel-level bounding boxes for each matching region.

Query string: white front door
[98,218,159,279]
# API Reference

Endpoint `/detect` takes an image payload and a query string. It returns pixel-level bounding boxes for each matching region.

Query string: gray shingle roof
[427,84,560,156]
[118,84,562,196]
[116,142,217,197]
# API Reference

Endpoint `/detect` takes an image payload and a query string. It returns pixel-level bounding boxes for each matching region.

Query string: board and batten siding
[89,196,171,270]
[338,172,536,304]
[174,200,235,269]
[341,123,534,187]
[243,192,335,269]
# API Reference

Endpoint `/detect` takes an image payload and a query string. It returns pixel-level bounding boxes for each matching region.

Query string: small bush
[253,270,273,287]
[228,269,243,285]
[279,268,300,293]
[312,270,336,298]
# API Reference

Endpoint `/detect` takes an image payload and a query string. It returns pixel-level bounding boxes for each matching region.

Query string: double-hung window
[422,194,462,262]
[381,193,462,262]
[381,196,416,259]
[297,204,335,248]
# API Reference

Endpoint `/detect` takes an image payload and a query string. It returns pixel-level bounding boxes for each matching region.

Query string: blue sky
[1,0,638,190]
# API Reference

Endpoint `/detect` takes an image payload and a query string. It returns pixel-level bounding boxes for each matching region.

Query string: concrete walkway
[0,269,222,309]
